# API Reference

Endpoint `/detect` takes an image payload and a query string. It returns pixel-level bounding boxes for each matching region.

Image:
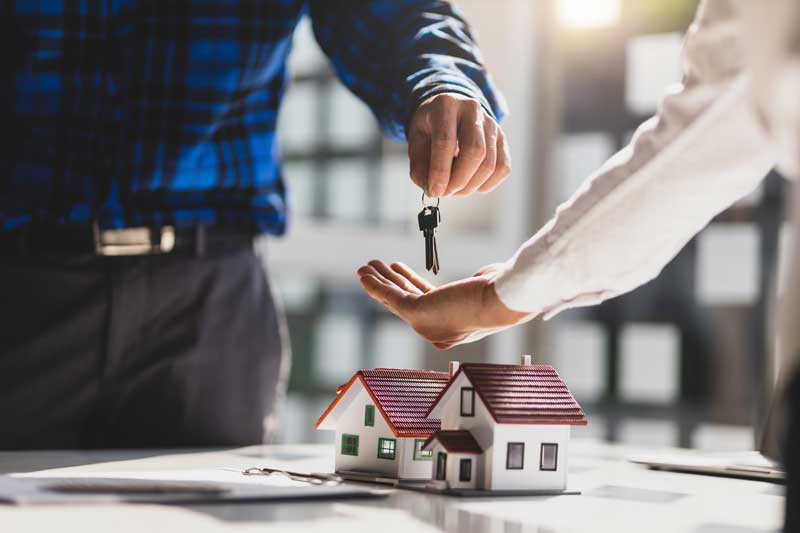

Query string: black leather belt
[0,223,255,257]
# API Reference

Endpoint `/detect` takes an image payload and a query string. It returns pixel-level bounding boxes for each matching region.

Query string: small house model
[423,356,587,491]
[316,356,587,492]
[315,368,450,479]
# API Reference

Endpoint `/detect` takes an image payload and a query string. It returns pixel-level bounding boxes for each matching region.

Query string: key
[418,205,441,274]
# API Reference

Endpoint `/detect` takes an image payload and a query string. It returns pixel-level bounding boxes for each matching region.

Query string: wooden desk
[0,440,785,532]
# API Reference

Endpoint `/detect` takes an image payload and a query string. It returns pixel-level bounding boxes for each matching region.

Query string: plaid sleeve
[307,0,508,141]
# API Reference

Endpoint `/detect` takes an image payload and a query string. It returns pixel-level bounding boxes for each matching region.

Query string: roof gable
[426,363,587,426]
[316,368,450,437]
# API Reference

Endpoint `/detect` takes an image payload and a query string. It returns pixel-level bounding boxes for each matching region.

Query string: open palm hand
[357,260,531,349]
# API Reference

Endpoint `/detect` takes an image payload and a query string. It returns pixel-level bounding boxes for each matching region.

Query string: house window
[459,458,472,482]
[460,387,475,416]
[364,405,375,427]
[341,434,359,456]
[377,437,396,460]
[540,443,558,471]
[506,442,525,469]
[413,439,432,461]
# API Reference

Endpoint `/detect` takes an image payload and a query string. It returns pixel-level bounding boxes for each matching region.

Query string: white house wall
[489,424,569,491]
[432,372,494,487]
[397,437,434,479]
[333,384,399,478]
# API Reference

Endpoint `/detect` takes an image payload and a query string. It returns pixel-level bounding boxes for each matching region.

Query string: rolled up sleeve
[308,0,507,141]
[493,0,776,317]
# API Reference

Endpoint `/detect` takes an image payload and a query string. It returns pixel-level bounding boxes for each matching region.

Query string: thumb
[472,263,504,278]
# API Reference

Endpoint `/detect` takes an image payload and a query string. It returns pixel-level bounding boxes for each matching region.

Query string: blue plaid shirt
[3,0,506,235]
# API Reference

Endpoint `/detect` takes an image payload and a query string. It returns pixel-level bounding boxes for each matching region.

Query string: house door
[435,452,447,480]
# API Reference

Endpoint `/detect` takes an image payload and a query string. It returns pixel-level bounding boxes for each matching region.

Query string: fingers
[477,128,511,193]
[446,101,486,196]
[408,130,430,192]
[390,262,434,293]
[407,94,510,198]
[358,273,410,314]
[455,118,497,196]
[368,260,423,295]
[426,104,458,197]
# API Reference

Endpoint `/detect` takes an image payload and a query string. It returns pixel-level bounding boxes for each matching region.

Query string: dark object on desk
[0,475,386,505]
[44,479,227,496]
[629,451,785,483]
[784,369,800,533]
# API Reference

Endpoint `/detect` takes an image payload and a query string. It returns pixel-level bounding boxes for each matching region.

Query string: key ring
[421,192,440,208]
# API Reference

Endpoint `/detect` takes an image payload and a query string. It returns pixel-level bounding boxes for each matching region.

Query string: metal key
[418,204,441,275]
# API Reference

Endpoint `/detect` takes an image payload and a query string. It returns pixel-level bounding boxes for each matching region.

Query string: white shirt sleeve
[492,0,777,317]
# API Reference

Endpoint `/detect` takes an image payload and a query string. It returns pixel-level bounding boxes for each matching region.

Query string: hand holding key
[408,93,511,198]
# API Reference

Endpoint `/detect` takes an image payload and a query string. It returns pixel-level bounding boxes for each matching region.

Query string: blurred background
[263,0,786,451]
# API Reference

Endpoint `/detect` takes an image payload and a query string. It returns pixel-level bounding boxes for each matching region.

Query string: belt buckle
[92,223,176,256]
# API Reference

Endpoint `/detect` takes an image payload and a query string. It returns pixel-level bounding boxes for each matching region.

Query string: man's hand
[357,260,531,349]
[408,93,511,198]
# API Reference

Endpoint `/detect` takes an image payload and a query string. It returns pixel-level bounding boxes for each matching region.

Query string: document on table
[0,468,386,505]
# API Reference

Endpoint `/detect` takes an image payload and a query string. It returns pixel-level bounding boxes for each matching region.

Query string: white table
[0,440,785,532]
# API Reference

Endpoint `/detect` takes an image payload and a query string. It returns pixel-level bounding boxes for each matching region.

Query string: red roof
[423,430,482,454]
[427,363,587,425]
[316,368,450,438]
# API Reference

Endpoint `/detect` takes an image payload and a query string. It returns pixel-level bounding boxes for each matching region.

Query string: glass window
[460,387,475,417]
[377,437,396,460]
[506,442,525,470]
[459,458,472,482]
[341,434,359,456]
[413,439,432,461]
[540,443,558,471]
[364,405,375,427]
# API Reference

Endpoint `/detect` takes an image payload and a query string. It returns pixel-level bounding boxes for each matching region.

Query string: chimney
[449,361,460,378]
[520,354,532,366]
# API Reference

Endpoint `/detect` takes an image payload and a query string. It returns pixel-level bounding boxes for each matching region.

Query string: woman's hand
[357,260,532,349]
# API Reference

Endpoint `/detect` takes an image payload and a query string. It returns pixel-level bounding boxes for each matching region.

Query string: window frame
[459,458,472,482]
[539,442,559,471]
[377,437,397,460]
[364,404,375,427]
[460,387,475,417]
[341,433,359,456]
[413,439,433,461]
[506,442,525,470]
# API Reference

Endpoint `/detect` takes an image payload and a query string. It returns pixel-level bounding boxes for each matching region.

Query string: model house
[316,357,586,491]
[315,368,450,479]
[422,356,587,491]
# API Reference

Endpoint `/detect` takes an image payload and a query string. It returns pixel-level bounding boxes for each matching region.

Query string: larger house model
[316,356,587,492]
[422,356,587,492]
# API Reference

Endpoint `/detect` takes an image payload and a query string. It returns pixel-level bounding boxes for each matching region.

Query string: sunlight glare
[559,0,621,29]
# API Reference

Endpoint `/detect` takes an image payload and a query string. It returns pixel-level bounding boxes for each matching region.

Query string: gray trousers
[0,243,289,449]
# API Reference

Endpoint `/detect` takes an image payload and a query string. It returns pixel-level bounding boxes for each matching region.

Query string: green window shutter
[364,405,375,427]
[377,437,397,460]
[413,439,433,461]
[341,434,359,456]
